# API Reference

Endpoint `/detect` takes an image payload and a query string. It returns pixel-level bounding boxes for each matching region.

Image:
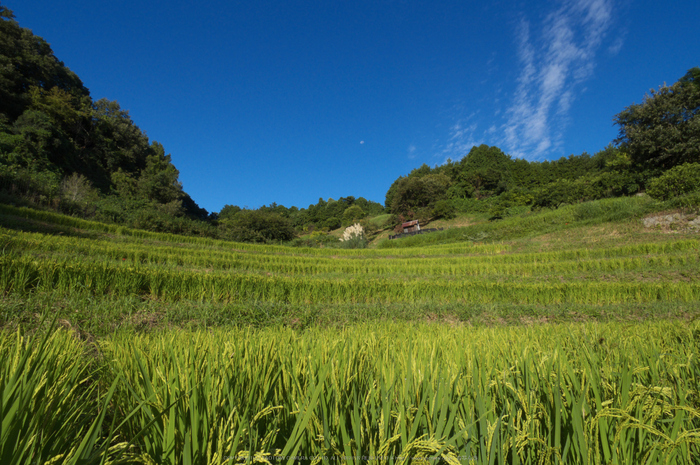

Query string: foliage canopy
[615,67,700,171]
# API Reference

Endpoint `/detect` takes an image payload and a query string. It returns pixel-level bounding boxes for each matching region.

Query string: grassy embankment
[1,196,699,463]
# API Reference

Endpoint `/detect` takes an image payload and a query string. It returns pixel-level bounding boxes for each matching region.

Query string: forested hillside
[0,4,215,232]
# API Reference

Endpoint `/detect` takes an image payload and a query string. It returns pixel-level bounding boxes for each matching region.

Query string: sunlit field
[1,202,699,464]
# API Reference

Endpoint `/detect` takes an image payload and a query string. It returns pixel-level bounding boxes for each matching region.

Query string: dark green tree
[136,142,183,204]
[342,205,365,225]
[388,173,452,217]
[89,99,152,182]
[450,145,513,199]
[614,68,700,171]
[384,175,405,210]
[0,4,88,120]
[0,3,214,235]
[219,210,296,243]
[218,204,242,220]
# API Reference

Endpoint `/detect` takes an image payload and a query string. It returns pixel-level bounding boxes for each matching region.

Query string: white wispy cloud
[608,34,624,56]
[407,144,417,159]
[501,0,614,160]
[439,120,481,163]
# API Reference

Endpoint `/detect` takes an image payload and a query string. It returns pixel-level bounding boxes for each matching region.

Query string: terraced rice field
[1,203,699,464]
[2,203,699,307]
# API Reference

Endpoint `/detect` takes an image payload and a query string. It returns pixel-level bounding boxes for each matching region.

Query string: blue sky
[10,0,700,213]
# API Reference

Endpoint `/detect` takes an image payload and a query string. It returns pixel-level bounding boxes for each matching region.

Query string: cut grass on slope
[3,291,699,336]
[378,195,662,248]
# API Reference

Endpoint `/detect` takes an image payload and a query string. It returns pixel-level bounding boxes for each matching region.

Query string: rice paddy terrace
[1,202,699,464]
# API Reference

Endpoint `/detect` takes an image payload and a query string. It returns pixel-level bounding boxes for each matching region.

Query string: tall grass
[2,321,699,463]
[0,324,124,464]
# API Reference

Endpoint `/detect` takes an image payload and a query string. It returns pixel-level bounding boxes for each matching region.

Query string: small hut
[402,220,420,234]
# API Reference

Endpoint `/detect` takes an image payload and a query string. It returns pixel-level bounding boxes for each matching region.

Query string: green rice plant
[83,322,700,464]
[2,251,699,306]
[3,196,700,464]
[2,203,517,259]
[1,320,699,463]
[0,324,127,465]
[5,224,696,287]
[103,330,324,464]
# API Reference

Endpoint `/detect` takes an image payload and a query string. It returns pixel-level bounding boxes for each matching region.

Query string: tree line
[216,196,384,244]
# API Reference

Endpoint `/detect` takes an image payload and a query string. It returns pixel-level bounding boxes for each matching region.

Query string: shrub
[340,223,364,241]
[646,162,700,200]
[449,197,493,214]
[489,189,534,220]
[432,199,456,219]
[359,218,379,237]
[218,210,296,243]
[290,230,340,248]
[0,165,61,206]
[323,217,341,230]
